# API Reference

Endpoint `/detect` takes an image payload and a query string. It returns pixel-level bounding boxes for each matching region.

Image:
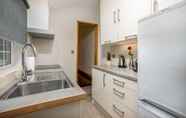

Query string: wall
[78,26,95,75]
[33,0,99,83]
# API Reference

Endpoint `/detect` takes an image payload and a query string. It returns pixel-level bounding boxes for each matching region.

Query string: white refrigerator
[138,1,186,118]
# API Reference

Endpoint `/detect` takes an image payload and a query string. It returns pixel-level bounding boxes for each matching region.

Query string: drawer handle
[113,79,125,88]
[113,88,125,99]
[113,10,117,24]
[103,74,106,88]
[113,105,125,118]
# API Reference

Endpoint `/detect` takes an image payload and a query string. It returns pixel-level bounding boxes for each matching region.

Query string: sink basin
[7,79,71,99]
[1,71,73,100]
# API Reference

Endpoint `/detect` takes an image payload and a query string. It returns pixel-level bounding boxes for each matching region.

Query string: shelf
[28,28,55,40]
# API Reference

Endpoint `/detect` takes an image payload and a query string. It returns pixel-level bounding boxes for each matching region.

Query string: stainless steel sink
[1,71,73,100]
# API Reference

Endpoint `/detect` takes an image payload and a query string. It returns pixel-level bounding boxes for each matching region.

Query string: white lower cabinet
[92,69,112,114]
[92,68,138,118]
[100,72,112,114]
[92,69,103,105]
[112,104,137,118]
[113,86,138,112]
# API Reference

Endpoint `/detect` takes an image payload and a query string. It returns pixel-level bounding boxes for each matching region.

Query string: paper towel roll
[25,57,35,71]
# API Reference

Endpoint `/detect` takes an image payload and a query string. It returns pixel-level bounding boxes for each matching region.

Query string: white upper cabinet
[27,0,49,30]
[120,0,152,38]
[100,0,152,44]
[100,0,117,44]
[155,0,183,11]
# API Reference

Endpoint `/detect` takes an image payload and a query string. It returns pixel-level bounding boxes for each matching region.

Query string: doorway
[76,21,98,88]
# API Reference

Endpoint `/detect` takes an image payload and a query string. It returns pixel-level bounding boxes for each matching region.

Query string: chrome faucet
[22,42,37,81]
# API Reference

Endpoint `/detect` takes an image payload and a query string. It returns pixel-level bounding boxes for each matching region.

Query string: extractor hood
[27,28,54,40]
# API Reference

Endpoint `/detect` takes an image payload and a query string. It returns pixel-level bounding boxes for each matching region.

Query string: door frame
[76,20,99,83]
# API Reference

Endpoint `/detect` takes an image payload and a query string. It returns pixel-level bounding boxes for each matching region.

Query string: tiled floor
[80,86,107,118]
[18,86,106,118]
[80,97,106,118]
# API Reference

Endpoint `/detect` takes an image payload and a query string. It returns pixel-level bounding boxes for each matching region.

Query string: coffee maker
[118,55,127,68]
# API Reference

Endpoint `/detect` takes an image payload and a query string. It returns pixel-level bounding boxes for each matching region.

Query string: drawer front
[113,87,138,112]
[112,75,137,92]
[112,104,137,118]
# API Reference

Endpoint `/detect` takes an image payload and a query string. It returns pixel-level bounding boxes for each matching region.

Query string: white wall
[34,0,99,83]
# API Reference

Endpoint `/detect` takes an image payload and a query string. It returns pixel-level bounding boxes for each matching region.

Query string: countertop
[0,68,86,118]
[0,86,86,118]
[93,65,137,82]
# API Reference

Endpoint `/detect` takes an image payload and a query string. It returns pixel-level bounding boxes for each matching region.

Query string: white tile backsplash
[102,39,137,66]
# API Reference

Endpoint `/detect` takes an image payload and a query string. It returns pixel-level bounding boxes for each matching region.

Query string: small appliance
[118,55,127,68]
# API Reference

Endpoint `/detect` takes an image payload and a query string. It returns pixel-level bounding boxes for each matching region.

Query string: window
[0,38,11,67]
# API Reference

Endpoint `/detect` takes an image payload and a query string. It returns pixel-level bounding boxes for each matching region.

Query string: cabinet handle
[113,79,125,88]
[113,88,125,99]
[103,74,106,88]
[104,40,111,44]
[152,0,159,13]
[113,105,125,118]
[117,8,120,22]
[125,35,137,40]
[113,10,117,24]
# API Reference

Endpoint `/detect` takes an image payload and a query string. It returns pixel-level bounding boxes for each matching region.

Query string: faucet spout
[22,42,37,81]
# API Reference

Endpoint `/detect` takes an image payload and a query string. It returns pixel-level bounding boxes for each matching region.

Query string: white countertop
[0,86,85,113]
[0,68,86,117]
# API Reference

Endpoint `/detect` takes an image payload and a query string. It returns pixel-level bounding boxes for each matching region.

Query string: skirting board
[91,98,112,118]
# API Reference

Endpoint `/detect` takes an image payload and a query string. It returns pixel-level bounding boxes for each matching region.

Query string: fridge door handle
[140,99,186,118]
[103,73,106,88]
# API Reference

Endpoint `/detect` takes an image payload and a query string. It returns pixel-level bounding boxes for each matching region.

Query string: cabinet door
[120,0,139,38]
[118,0,152,41]
[138,0,153,20]
[101,73,112,114]
[156,0,183,11]
[100,0,109,45]
[92,69,103,104]
[116,0,127,41]
[100,0,117,44]
[92,69,112,114]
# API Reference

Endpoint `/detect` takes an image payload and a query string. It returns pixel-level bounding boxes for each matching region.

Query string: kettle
[132,59,138,72]
[118,55,127,68]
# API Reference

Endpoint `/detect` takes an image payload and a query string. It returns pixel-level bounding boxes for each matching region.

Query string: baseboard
[91,98,112,118]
